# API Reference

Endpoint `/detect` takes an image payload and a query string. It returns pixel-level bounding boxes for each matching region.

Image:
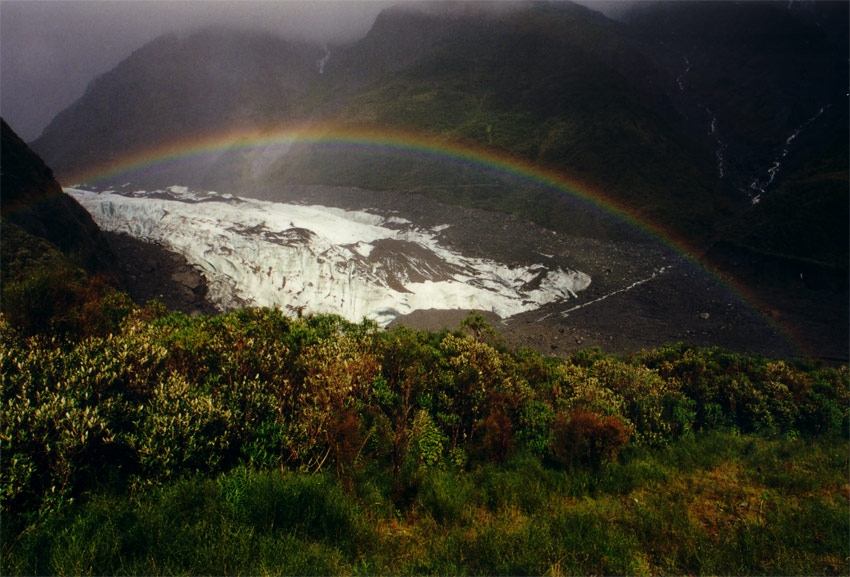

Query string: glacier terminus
[69,186,591,327]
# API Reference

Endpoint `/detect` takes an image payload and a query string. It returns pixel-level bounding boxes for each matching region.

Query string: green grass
[4,432,847,576]
[2,291,847,575]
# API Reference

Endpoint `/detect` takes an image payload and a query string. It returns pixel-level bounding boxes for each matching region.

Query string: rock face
[101,231,218,317]
[69,186,590,327]
[0,118,119,280]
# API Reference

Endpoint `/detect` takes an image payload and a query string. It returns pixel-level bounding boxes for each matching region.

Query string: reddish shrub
[550,410,631,469]
[326,407,363,478]
[474,407,514,464]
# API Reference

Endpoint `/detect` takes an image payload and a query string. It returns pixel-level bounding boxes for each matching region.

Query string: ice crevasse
[69,187,591,327]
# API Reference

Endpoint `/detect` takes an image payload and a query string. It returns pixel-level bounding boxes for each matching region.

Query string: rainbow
[65,123,804,355]
[70,124,694,248]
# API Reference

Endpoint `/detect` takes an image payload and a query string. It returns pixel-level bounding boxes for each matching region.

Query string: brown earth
[105,185,844,363]
[104,231,218,317]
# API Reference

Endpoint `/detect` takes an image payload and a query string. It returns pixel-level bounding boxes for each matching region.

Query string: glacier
[68,186,591,327]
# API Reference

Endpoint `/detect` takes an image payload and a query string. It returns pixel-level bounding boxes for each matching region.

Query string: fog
[0,1,400,141]
[0,0,634,142]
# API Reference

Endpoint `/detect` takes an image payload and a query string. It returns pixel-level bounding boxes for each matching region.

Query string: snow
[68,187,591,327]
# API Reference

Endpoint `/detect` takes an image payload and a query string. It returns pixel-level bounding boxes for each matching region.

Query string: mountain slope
[32,30,324,178]
[268,1,732,245]
[1,118,119,279]
[30,2,846,243]
[30,3,737,247]
[622,0,848,201]
[622,0,849,288]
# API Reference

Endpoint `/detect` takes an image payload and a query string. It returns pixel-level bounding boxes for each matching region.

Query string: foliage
[4,432,847,576]
[550,410,632,469]
[1,263,132,340]
[2,305,848,574]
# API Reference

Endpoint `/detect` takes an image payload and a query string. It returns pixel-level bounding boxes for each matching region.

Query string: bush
[472,404,514,463]
[516,399,554,456]
[133,372,235,479]
[1,264,132,340]
[550,410,631,469]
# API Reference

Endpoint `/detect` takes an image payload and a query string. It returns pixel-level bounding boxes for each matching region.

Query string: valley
[3,0,846,361]
[69,182,800,360]
[18,0,843,361]
[2,4,847,574]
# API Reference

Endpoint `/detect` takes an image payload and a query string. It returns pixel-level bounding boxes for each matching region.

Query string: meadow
[1,287,847,575]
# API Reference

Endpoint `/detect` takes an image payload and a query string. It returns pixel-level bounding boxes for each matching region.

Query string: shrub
[550,410,631,469]
[326,407,364,478]
[408,409,447,470]
[132,372,235,479]
[516,399,554,456]
[472,404,514,463]
[1,264,132,340]
[290,333,380,468]
[590,358,681,447]
[437,334,506,448]
[796,366,850,436]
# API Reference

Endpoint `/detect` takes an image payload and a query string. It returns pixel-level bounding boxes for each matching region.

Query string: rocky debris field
[106,184,816,360]
[104,231,219,317]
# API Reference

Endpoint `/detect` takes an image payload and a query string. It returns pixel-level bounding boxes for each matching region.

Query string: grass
[5,430,847,576]
[2,298,846,574]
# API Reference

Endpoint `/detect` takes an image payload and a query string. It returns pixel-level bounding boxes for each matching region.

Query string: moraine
[68,186,590,327]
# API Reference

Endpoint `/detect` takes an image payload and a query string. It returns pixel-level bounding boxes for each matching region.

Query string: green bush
[2,294,848,552]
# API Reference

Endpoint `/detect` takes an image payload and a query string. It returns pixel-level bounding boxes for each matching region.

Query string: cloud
[0,0,626,141]
[0,1,397,140]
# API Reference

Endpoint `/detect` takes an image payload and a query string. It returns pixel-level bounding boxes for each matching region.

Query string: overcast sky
[0,1,404,141]
[0,0,625,142]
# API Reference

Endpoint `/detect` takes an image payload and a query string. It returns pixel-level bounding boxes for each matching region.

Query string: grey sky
[0,0,625,142]
[0,1,400,141]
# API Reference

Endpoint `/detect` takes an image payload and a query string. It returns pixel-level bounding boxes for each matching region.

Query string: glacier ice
[68,187,591,327]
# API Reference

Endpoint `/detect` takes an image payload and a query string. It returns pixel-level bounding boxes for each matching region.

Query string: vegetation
[2,291,848,575]
[271,17,734,247]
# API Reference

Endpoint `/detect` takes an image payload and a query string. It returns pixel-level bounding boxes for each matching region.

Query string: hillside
[32,30,323,178]
[3,305,848,574]
[265,2,732,245]
[26,1,849,359]
[0,118,120,281]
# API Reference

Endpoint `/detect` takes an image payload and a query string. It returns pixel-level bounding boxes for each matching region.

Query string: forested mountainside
[32,1,848,260]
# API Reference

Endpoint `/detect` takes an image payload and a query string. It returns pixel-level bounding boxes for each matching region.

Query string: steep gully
[674,54,829,203]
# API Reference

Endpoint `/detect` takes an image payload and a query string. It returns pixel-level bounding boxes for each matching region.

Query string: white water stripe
[556,266,671,319]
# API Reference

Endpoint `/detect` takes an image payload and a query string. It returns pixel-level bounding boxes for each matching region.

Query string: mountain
[1,118,119,279]
[623,1,847,195]
[32,30,324,178]
[622,1,848,275]
[31,3,734,245]
[26,1,848,358]
[32,2,846,250]
[265,1,733,245]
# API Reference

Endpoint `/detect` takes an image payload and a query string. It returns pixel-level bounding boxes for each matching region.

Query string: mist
[0,1,397,141]
[0,0,633,142]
